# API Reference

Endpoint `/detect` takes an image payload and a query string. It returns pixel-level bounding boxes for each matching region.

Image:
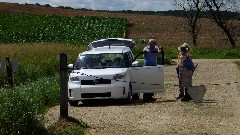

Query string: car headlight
[113,73,126,80]
[70,76,80,81]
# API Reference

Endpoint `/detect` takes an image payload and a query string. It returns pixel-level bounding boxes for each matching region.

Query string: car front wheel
[132,93,140,100]
[123,83,132,104]
[69,100,79,106]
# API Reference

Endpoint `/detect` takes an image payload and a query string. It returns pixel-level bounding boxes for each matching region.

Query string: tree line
[24,3,239,20]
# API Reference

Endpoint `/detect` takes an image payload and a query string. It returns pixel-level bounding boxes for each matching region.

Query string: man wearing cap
[176,43,193,101]
[142,39,161,102]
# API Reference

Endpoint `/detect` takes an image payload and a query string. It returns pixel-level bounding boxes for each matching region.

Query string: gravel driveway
[45,59,240,135]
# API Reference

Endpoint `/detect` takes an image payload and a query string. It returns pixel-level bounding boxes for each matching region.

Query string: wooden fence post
[59,53,68,118]
[5,56,13,87]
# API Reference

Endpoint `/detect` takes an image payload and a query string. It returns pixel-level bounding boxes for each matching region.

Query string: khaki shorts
[181,68,192,87]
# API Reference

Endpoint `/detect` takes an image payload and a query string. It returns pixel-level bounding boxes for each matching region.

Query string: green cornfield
[0,13,127,44]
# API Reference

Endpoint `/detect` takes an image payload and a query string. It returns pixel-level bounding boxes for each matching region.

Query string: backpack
[184,55,194,70]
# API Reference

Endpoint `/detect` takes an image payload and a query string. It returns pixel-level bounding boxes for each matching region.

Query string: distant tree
[34,3,41,7]
[204,0,240,48]
[173,0,205,46]
[43,4,51,7]
[57,6,65,9]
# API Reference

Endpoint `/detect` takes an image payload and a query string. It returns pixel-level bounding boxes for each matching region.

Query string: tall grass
[132,46,240,65]
[190,47,240,59]
[0,73,85,135]
[159,47,240,59]
[0,74,59,135]
[0,43,87,87]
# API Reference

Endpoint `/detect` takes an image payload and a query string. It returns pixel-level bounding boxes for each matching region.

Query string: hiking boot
[181,96,192,102]
[176,90,184,99]
[181,88,192,102]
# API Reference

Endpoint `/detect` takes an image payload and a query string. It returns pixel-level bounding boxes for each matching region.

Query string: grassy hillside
[0,2,239,48]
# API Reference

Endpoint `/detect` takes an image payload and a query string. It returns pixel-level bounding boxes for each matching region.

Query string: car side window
[128,52,134,63]
[74,57,81,70]
[123,53,131,67]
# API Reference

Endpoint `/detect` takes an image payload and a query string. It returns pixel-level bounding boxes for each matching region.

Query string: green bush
[0,74,59,134]
[15,74,60,111]
[0,90,48,135]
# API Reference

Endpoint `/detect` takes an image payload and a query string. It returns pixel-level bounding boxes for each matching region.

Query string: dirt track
[45,59,240,135]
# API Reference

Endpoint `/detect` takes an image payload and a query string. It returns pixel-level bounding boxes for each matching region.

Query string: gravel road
[45,59,240,135]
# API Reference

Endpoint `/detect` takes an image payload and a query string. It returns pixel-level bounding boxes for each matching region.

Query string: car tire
[69,100,79,106]
[123,83,132,104]
[81,100,96,105]
[132,93,140,100]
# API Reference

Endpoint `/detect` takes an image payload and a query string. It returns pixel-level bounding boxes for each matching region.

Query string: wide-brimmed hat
[148,39,157,44]
[178,43,190,51]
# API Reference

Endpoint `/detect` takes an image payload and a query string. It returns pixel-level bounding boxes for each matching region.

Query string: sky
[0,0,175,11]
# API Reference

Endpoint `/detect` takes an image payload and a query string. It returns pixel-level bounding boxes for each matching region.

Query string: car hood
[71,68,128,77]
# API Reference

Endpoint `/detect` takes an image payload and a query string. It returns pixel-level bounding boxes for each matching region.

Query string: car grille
[81,79,111,85]
[81,92,111,98]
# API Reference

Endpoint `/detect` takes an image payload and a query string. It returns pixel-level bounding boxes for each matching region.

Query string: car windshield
[75,53,126,69]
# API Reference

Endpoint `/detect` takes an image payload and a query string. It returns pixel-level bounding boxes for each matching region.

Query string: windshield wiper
[93,67,105,69]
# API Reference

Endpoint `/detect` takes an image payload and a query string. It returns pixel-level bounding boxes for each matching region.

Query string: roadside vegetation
[0,11,239,135]
[0,44,86,135]
[0,74,58,135]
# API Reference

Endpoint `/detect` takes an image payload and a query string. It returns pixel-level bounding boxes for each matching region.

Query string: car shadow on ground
[74,98,177,107]
[76,99,144,107]
[72,98,218,107]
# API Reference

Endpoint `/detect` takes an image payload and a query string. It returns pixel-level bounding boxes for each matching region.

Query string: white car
[68,38,164,106]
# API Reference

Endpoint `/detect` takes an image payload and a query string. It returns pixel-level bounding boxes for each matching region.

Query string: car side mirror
[131,61,139,67]
[68,64,74,69]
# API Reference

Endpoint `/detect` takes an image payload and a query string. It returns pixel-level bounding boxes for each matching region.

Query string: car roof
[81,46,131,55]
[88,38,136,49]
